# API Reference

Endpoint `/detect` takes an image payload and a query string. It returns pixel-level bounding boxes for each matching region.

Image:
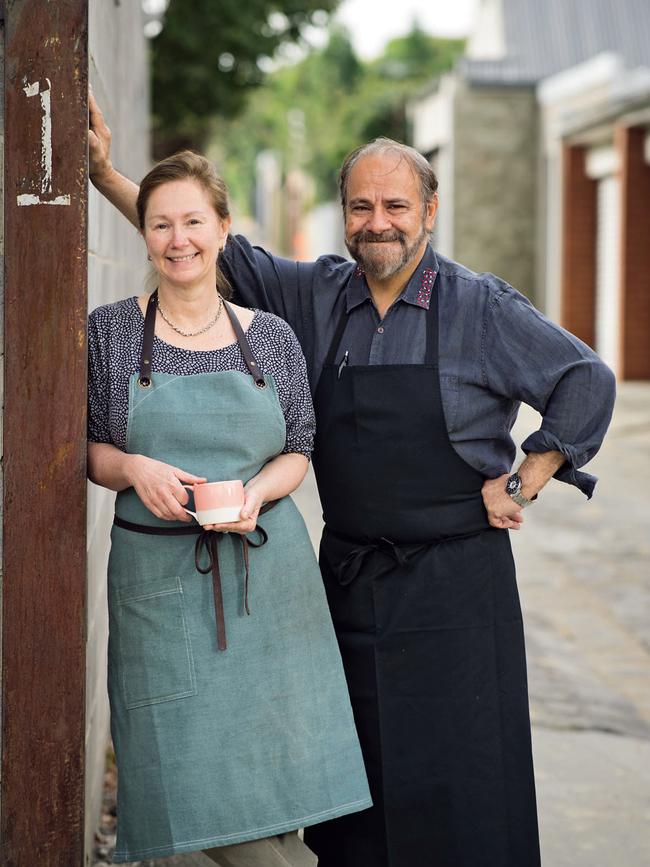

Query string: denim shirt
[221,236,616,497]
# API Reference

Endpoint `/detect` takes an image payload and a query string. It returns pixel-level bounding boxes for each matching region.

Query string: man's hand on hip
[482,475,525,530]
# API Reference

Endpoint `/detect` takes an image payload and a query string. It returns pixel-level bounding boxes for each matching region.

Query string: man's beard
[345,225,428,280]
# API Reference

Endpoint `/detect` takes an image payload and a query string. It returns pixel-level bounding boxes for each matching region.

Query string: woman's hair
[137,150,232,297]
[339,137,438,216]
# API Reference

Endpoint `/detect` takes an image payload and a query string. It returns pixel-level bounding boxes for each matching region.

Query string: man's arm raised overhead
[88,89,140,228]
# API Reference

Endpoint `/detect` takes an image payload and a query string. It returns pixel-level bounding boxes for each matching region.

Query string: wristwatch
[505,472,534,508]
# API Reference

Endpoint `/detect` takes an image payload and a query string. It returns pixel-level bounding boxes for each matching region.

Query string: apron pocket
[116,576,197,709]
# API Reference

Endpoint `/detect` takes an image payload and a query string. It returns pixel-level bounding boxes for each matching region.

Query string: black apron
[305,280,541,867]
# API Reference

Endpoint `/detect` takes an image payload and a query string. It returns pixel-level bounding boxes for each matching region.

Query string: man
[89,96,615,867]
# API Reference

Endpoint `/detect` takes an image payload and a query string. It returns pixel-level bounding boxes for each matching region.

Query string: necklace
[156,293,223,337]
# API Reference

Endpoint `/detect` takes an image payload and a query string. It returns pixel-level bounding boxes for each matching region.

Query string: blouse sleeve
[266,317,316,458]
[87,310,112,443]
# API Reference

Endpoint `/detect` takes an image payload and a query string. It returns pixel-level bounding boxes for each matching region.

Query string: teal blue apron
[107,295,371,863]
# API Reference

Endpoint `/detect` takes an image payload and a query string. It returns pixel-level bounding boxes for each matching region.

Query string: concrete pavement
[512,383,650,866]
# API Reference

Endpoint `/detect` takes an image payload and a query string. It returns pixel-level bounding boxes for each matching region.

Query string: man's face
[344,153,437,282]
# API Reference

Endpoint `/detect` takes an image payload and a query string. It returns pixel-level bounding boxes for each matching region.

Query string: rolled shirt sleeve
[220,234,310,340]
[483,284,616,498]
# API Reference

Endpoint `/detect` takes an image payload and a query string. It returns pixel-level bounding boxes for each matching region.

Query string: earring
[147,254,152,261]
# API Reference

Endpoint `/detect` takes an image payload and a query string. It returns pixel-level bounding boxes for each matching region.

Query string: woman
[87,151,371,865]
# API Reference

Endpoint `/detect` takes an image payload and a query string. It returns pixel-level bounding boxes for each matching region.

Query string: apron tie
[194,527,269,651]
[337,537,416,586]
[113,502,277,652]
[334,530,487,587]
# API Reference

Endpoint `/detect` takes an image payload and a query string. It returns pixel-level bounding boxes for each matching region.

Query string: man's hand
[481,474,524,531]
[88,89,114,182]
[86,89,141,226]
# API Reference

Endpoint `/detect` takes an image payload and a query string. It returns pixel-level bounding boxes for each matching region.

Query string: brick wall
[86,1,151,860]
[560,144,597,348]
[618,125,650,380]
[453,82,539,299]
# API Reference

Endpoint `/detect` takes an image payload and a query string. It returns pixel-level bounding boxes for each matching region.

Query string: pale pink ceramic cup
[182,480,244,525]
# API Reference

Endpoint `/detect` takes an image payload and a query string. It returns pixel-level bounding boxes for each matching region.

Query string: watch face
[506,474,521,496]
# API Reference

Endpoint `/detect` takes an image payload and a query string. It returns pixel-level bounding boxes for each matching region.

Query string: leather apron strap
[138,290,267,389]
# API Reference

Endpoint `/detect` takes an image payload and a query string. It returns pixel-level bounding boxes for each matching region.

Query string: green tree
[212,23,465,213]
[151,0,340,156]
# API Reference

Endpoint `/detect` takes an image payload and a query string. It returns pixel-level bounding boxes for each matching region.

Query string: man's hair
[339,137,438,213]
[137,150,231,296]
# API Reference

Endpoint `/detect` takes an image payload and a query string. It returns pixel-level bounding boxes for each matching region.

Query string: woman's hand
[202,482,266,535]
[126,454,206,522]
[202,453,308,535]
[88,88,114,182]
[481,474,524,531]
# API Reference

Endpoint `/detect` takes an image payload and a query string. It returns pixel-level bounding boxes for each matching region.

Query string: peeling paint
[17,193,70,206]
[18,77,71,206]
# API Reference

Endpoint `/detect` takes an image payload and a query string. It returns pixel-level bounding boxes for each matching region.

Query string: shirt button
[377,326,384,334]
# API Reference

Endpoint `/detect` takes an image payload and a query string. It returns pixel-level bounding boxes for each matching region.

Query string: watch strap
[509,489,533,508]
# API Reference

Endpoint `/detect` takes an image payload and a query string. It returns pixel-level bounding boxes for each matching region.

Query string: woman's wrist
[123,452,146,487]
[244,475,270,505]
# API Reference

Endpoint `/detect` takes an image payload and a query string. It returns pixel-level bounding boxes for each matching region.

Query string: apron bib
[107,294,371,863]
[305,279,540,867]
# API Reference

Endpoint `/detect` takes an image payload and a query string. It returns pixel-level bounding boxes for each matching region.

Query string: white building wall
[86,1,151,860]
[592,166,621,373]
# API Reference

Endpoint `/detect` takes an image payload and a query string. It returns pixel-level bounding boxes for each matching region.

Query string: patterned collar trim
[346,246,439,313]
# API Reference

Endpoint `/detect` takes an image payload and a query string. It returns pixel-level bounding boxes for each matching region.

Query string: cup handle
[180,484,197,520]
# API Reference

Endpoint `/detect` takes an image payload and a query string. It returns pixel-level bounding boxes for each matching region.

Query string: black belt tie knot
[337,536,416,586]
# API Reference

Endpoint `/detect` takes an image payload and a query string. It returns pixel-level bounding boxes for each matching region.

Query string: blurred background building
[408,0,650,379]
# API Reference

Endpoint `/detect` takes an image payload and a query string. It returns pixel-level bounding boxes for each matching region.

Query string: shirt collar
[346,245,439,313]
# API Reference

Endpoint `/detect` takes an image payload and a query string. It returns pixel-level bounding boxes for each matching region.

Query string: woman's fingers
[204,513,258,535]
[173,468,207,484]
[129,457,203,522]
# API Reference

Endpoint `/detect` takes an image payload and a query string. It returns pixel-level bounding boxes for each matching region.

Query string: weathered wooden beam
[2,2,88,864]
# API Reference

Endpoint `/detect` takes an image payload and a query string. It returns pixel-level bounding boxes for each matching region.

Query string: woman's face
[142,178,230,291]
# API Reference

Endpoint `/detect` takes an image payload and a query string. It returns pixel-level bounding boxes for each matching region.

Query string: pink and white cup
[182,480,245,525]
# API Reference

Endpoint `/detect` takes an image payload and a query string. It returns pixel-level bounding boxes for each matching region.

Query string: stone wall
[86,0,151,859]
[453,82,539,300]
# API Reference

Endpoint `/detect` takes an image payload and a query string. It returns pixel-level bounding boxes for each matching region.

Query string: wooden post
[2,1,88,864]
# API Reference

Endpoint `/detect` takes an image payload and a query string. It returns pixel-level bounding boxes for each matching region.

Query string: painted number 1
[17,77,71,206]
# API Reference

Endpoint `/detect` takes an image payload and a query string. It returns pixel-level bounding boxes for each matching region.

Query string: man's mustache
[351,229,406,244]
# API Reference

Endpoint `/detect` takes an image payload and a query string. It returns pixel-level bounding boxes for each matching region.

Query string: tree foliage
[211,23,465,212]
[151,0,340,155]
